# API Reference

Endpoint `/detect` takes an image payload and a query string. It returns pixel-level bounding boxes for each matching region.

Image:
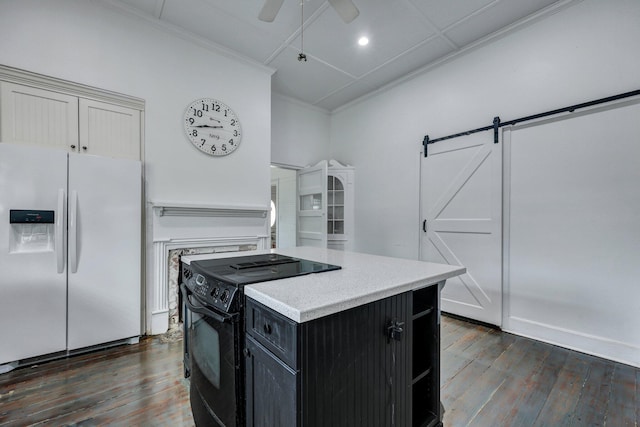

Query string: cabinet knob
[70,144,76,149]
[82,146,87,151]
[263,323,272,335]
[243,348,251,358]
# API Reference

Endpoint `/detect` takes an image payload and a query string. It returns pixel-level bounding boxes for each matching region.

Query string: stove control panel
[182,265,239,313]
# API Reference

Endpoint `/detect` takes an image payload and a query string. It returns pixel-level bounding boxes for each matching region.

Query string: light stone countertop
[182,247,466,323]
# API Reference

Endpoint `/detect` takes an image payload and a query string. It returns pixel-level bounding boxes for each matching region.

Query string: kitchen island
[237,247,465,427]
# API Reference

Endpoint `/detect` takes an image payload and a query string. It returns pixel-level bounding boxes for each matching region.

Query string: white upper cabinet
[79,99,140,160]
[0,82,79,152]
[0,67,143,160]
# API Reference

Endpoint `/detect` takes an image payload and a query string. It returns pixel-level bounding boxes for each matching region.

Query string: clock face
[183,98,242,156]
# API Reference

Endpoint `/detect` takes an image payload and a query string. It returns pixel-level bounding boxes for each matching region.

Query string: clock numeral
[233,130,238,137]
[193,109,203,117]
[224,109,228,117]
[201,103,209,112]
[200,139,206,147]
[188,118,195,125]
[222,144,227,151]
[192,129,198,137]
[230,119,236,126]
[211,145,217,153]
[212,104,221,112]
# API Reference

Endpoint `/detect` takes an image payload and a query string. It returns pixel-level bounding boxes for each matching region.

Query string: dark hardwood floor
[1,316,638,426]
[440,316,639,427]
[0,337,193,426]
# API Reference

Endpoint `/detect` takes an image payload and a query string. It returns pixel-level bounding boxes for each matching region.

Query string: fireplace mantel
[151,201,268,218]
[147,201,270,335]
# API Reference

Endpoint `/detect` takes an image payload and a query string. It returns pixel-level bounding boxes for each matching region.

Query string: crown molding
[0,64,145,110]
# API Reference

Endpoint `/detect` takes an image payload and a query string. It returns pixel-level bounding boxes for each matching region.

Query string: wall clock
[183,98,242,156]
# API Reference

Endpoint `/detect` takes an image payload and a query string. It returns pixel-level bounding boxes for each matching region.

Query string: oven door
[181,284,242,427]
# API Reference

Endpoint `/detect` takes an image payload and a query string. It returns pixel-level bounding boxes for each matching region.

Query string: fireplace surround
[149,202,269,335]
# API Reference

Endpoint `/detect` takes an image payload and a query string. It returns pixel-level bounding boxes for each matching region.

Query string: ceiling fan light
[358,36,369,46]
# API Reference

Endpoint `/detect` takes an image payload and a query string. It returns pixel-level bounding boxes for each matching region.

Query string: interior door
[420,132,502,326]
[0,144,68,364]
[296,161,327,248]
[67,153,141,350]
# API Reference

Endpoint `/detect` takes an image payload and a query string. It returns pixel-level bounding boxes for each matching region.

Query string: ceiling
[111,0,567,111]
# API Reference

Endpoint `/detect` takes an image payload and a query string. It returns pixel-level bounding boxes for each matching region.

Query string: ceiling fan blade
[259,0,285,22]
[328,0,359,23]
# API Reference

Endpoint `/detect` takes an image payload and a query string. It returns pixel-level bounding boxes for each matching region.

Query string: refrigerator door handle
[69,190,78,273]
[56,189,66,274]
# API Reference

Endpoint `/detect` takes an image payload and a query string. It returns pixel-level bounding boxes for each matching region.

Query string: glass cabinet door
[327,175,345,235]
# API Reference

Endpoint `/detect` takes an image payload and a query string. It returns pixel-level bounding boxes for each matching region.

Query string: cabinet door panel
[296,161,327,247]
[0,82,78,151]
[79,99,140,160]
[245,336,299,427]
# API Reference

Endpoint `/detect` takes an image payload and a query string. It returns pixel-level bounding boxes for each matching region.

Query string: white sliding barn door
[296,161,328,248]
[420,132,502,326]
[504,100,640,367]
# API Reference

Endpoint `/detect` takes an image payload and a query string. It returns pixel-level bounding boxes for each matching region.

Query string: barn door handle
[423,219,428,232]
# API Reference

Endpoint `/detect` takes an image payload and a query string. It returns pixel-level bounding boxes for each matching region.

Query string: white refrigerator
[0,143,141,366]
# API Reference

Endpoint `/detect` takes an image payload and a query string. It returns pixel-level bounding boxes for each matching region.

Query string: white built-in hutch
[327,159,354,251]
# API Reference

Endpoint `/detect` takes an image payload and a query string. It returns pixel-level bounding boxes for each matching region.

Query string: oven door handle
[180,283,236,324]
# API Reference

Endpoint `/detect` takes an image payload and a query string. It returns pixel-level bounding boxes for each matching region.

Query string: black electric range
[180,253,341,427]
[183,253,341,314]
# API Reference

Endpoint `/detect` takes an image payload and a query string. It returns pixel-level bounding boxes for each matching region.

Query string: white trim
[151,203,268,218]
[150,236,267,335]
[504,317,640,368]
[0,64,144,110]
[501,127,513,330]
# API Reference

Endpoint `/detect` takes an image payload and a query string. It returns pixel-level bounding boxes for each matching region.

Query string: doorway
[270,165,297,248]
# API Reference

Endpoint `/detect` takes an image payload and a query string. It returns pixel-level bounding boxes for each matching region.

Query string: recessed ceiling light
[358,36,369,46]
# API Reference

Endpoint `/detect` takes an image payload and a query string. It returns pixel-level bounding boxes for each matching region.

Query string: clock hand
[191,124,223,128]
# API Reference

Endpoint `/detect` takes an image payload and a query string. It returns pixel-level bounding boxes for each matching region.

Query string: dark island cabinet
[244,282,443,427]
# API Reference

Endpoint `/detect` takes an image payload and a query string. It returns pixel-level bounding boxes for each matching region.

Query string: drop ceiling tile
[112,0,567,110]
[366,35,454,82]
[117,0,163,17]
[270,46,355,105]
[314,80,381,111]
[317,36,454,110]
[160,0,286,62]
[411,0,495,30]
[297,0,436,78]
[196,0,327,40]
[445,0,560,47]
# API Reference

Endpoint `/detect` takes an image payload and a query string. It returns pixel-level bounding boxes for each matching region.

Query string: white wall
[0,0,272,333]
[330,0,640,365]
[272,94,330,168]
[0,0,272,206]
[330,0,640,260]
[506,102,640,366]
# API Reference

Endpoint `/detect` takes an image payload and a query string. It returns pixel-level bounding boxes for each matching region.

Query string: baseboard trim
[504,316,640,368]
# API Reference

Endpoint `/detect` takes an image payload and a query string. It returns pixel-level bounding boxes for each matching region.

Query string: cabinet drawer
[246,298,298,368]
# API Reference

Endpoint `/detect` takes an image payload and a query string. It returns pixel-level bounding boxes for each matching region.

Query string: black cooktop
[190,253,341,286]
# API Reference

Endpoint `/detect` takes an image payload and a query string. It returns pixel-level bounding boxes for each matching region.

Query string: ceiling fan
[259,0,359,24]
